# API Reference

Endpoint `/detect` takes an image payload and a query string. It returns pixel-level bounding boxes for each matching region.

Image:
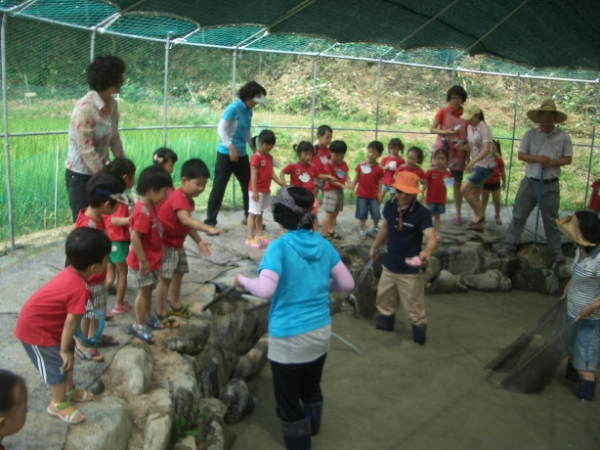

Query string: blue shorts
[567,315,600,372]
[355,197,381,221]
[22,343,72,385]
[381,184,396,194]
[426,203,446,215]
[468,166,494,187]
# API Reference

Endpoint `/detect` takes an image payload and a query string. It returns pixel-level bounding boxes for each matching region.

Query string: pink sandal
[452,216,462,225]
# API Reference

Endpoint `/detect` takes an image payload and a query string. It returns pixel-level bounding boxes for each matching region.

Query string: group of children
[12,148,220,424]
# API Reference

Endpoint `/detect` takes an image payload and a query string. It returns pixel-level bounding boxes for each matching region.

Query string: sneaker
[245,238,261,249]
[497,244,517,257]
[257,235,270,247]
[370,227,380,234]
[359,230,367,240]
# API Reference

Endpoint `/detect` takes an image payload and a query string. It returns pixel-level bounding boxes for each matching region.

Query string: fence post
[187,135,191,160]
[90,28,96,62]
[310,56,318,142]
[54,142,59,228]
[163,32,172,147]
[583,80,600,206]
[504,74,521,206]
[1,13,14,250]
[451,60,457,85]
[375,58,383,140]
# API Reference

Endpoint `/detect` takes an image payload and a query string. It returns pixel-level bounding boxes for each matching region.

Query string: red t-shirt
[324,160,349,191]
[589,180,600,211]
[248,151,274,193]
[102,203,130,242]
[75,209,107,286]
[396,164,425,180]
[424,168,452,204]
[381,156,405,186]
[282,162,319,193]
[126,202,163,272]
[354,163,384,199]
[484,156,505,185]
[158,188,194,249]
[155,186,175,211]
[14,267,89,346]
[314,145,331,167]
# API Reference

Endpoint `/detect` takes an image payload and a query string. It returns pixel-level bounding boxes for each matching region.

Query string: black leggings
[270,354,327,422]
[65,169,92,222]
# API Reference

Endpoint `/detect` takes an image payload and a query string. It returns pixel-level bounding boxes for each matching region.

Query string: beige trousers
[375,266,427,326]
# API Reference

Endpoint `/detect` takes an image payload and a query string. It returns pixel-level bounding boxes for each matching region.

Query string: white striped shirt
[567,247,600,320]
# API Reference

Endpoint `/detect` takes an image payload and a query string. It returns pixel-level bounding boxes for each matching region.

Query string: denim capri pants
[567,315,600,372]
[355,197,381,221]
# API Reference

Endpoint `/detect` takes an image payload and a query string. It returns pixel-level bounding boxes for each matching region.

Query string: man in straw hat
[498,99,573,262]
[369,171,437,345]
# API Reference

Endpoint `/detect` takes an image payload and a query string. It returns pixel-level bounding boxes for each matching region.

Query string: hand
[465,161,474,173]
[139,259,150,276]
[60,350,74,372]
[378,194,384,204]
[501,184,506,190]
[369,247,380,261]
[418,250,431,265]
[444,128,457,135]
[252,192,259,202]
[229,148,239,163]
[349,190,354,199]
[198,240,212,257]
[234,273,245,289]
[538,155,551,168]
[581,304,596,318]
[207,227,223,235]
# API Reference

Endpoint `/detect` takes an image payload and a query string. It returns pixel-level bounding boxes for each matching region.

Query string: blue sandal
[128,324,155,344]
[145,315,164,330]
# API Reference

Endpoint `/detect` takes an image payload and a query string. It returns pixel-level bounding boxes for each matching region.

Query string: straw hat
[461,103,481,120]
[527,99,567,124]
[556,215,594,247]
[392,171,421,195]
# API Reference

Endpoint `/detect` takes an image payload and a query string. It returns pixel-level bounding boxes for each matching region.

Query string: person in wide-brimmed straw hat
[369,170,436,346]
[498,99,573,262]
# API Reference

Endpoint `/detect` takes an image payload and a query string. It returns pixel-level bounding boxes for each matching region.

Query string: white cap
[252,94,269,105]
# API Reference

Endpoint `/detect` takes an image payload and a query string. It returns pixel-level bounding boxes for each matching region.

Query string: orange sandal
[47,400,85,424]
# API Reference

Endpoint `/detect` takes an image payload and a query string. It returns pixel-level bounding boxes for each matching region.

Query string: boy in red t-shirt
[15,228,111,424]
[322,140,350,240]
[74,171,125,361]
[126,166,173,344]
[422,149,452,241]
[350,141,384,240]
[156,158,222,326]
[380,137,405,202]
[312,125,333,200]
[281,141,328,231]
[246,130,285,249]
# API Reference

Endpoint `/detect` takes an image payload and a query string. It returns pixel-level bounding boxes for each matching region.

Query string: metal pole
[1,13,14,250]
[504,74,521,206]
[54,142,59,228]
[375,58,383,140]
[310,56,317,141]
[90,28,96,62]
[583,80,600,206]
[162,33,172,147]
[231,49,237,210]
[187,135,190,160]
[451,60,457,85]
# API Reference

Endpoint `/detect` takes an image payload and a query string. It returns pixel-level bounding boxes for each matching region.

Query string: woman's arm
[330,261,354,293]
[109,108,125,158]
[236,269,279,298]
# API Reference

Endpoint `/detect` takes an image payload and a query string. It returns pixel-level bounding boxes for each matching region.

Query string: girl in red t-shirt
[380,137,405,202]
[395,147,426,184]
[153,147,179,210]
[422,149,452,241]
[247,130,285,249]
[482,140,506,225]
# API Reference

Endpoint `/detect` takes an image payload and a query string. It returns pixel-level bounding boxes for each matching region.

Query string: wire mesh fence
[1,11,599,252]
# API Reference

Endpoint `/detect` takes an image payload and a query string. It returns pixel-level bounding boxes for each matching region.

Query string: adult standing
[65,55,126,222]
[370,171,437,345]
[204,81,268,227]
[498,100,572,262]
[430,85,469,225]
[460,104,495,232]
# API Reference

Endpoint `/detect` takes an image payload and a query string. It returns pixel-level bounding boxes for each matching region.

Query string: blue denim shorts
[468,166,494,187]
[355,197,381,221]
[426,203,446,215]
[567,315,600,372]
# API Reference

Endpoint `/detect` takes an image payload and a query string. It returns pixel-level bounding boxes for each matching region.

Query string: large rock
[219,378,255,425]
[112,345,153,395]
[351,262,378,319]
[461,270,512,292]
[162,316,211,355]
[483,251,520,279]
[199,398,228,421]
[200,414,236,450]
[65,396,133,450]
[516,244,556,270]
[234,337,268,380]
[170,353,201,427]
[512,268,561,295]
[423,255,442,282]
[434,243,481,275]
[196,344,239,398]
[427,270,468,294]
[144,412,172,450]
[173,435,197,450]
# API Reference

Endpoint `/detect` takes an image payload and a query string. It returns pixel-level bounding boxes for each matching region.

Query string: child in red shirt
[153,147,179,210]
[395,146,426,184]
[482,140,507,225]
[322,140,350,240]
[102,158,136,315]
[15,228,111,424]
[350,141,384,240]
[422,149,452,241]
[74,171,125,361]
[589,180,600,217]
[380,137,405,202]
[156,158,222,326]
[281,141,327,231]
[246,130,285,249]
[126,166,173,344]
[312,125,333,200]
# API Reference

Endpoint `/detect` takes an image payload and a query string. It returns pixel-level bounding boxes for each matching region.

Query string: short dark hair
[103,158,136,178]
[136,166,173,195]
[446,85,468,103]
[181,158,210,180]
[251,129,276,148]
[66,228,111,271]
[388,138,404,153]
[330,140,348,154]
[493,140,502,156]
[406,146,424,164]
[87,55,125,92]
[575,210,600,252]
[153,147,179,165]
[238,81,267,102]
[317,125,333,137]
[0,369,25,413]
[293,141,314,156]
[272,187,314,231]
[434,148,449,160]
[86,171,126,208]
[367,141,384,155]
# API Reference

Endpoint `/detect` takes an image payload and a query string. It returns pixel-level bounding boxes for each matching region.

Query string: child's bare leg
[135,286,153,326]
[359,219,366,231]
[329,212,339,234]
[77,319,90,350]
[321,212,332,237]
[50,382,68,404]
[155,277,172,317]
[168,273,184,309]
[492,190,502,218]
[114,262,128,306]
[247,213,257,241]
[106,263,116,290]
[454,181,463,219]
[433,213,440,232]
[312,212,319,231]
[255,214,264,236]
[481,189,490,219]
